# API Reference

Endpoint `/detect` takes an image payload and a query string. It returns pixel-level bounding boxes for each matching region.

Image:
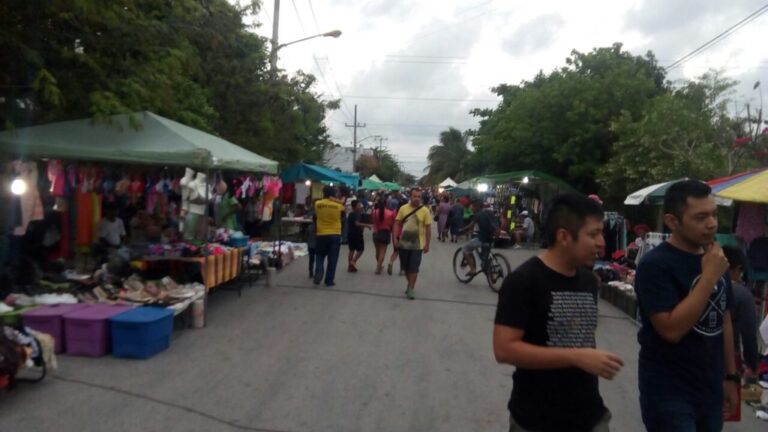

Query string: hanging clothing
[13,161,44,236]
[736,203,766,247]
[47,160,66,197]
[75,192,94,247]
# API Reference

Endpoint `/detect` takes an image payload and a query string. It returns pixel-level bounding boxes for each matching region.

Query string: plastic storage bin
[0,306,39,328]
[110,307,174,359]
[22,304,89,353]
[64,305,133,357]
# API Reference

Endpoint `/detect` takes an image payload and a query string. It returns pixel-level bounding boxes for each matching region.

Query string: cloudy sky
[244,0,768,176]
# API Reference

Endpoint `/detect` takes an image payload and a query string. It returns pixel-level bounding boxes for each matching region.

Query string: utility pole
[345,104,366,172]
[269,0,281,72]
[374,136,388,153]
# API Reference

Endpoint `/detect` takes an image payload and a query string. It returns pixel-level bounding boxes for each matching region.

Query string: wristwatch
[724,373,741,383]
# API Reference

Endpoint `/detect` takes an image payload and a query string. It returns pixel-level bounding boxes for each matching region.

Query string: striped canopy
[708,168,768,204]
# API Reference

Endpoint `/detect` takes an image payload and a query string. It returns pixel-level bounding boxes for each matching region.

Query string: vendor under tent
[1,112,281,297]
[0,111,278,174]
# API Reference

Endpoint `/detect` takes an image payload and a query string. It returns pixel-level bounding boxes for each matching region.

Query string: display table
[142,248,246,292]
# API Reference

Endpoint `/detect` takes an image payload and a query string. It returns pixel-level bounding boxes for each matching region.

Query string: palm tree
[426,127,471,184]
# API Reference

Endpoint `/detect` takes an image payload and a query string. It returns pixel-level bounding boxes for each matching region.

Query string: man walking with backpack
[393,188,432,300]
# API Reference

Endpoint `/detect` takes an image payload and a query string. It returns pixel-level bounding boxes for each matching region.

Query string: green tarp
[383,182,401,191]
[280,163,358,187]
[0,111,278,174]
[361,179,385,190]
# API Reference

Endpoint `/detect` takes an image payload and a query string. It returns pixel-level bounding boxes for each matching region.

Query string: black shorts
[398,249,423,274]
[348,236,365,252]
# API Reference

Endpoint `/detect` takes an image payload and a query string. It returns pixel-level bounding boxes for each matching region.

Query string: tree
[467,43,667,192]
[0,0,338,166]
[426,127,472,184]
[597,72,754,202]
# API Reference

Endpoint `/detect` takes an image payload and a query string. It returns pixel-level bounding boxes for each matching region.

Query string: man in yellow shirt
[313,186,345,287]
[394,188,432,300]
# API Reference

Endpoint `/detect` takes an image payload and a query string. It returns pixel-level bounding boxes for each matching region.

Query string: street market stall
[0,112,279,363]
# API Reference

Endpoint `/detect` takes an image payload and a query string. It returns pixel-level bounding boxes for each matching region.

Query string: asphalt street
[0,232,764,431]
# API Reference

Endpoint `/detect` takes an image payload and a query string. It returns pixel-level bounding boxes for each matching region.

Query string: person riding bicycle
[459,199,500,275]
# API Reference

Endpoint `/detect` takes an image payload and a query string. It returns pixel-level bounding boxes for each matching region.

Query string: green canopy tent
[360,178,386,190]
[383,182,401,191]
[0,111,278,174]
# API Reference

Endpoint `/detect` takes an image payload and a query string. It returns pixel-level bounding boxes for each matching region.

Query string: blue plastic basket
[228,237,249,248]
[110,307,174,359]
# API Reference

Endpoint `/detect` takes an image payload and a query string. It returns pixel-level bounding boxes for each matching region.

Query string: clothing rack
[635,232,670,265]
[603,212,627,259]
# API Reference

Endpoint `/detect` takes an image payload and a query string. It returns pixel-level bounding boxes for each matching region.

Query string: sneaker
[513,244,522,249]
[405,288,415,300]
[325,282,336,288]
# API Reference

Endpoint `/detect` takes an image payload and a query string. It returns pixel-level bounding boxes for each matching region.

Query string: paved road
[0,232,763,431]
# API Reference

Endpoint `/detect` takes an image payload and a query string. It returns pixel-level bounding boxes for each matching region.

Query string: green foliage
[354,147,411,183]
[0,0,337,166]
[468,43,667,192]
[598,72,736,202]
[426,127,472,184]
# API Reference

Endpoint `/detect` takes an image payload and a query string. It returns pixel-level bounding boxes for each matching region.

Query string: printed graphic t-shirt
[314,199,344,236]
[635,241,732,405]
[396,204,432,250]
[495,257,606,432]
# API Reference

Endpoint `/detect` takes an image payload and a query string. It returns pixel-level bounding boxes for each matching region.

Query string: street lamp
[270,29,342,71]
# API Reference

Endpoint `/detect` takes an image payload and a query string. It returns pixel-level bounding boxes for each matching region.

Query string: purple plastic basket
[22,304,89,353]
[64,305,133,357]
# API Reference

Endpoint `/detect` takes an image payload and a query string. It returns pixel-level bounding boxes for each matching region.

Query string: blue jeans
[641,397,722,432]
[314,235,341,285]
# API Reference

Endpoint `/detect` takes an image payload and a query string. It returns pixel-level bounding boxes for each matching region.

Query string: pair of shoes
[387,263,393,275]
[405,288,415,300]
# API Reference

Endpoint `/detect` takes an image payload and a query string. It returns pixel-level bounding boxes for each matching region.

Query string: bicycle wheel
[453,248,474,283]
[486,253,511,292]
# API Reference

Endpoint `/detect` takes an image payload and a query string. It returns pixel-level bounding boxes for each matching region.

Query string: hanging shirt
[97,218,126,247]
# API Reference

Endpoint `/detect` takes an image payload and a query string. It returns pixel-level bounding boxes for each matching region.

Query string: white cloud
[244,0,768,175]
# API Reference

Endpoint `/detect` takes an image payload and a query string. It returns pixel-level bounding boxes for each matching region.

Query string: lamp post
[269,0,341,72]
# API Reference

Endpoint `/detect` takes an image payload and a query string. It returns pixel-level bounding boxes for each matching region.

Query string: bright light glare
[10,178,27,195]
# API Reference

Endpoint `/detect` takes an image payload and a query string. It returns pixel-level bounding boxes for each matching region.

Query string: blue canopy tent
[280,163,358,187]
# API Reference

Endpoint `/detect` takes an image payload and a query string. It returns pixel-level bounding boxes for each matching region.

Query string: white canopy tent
[439,177,458,188]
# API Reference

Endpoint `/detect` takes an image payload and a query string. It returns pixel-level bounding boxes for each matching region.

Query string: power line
[289,0,308,33]
[665,3,768,71]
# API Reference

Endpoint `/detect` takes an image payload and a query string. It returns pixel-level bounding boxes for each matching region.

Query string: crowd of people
[303,185,536,299]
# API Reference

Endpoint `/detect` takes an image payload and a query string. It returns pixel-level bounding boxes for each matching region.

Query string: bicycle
[452,241,511,292]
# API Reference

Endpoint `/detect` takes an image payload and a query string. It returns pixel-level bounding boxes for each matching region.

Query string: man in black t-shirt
[494,193,623,432]
[459,199,499,275]
[635,180,738,431]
